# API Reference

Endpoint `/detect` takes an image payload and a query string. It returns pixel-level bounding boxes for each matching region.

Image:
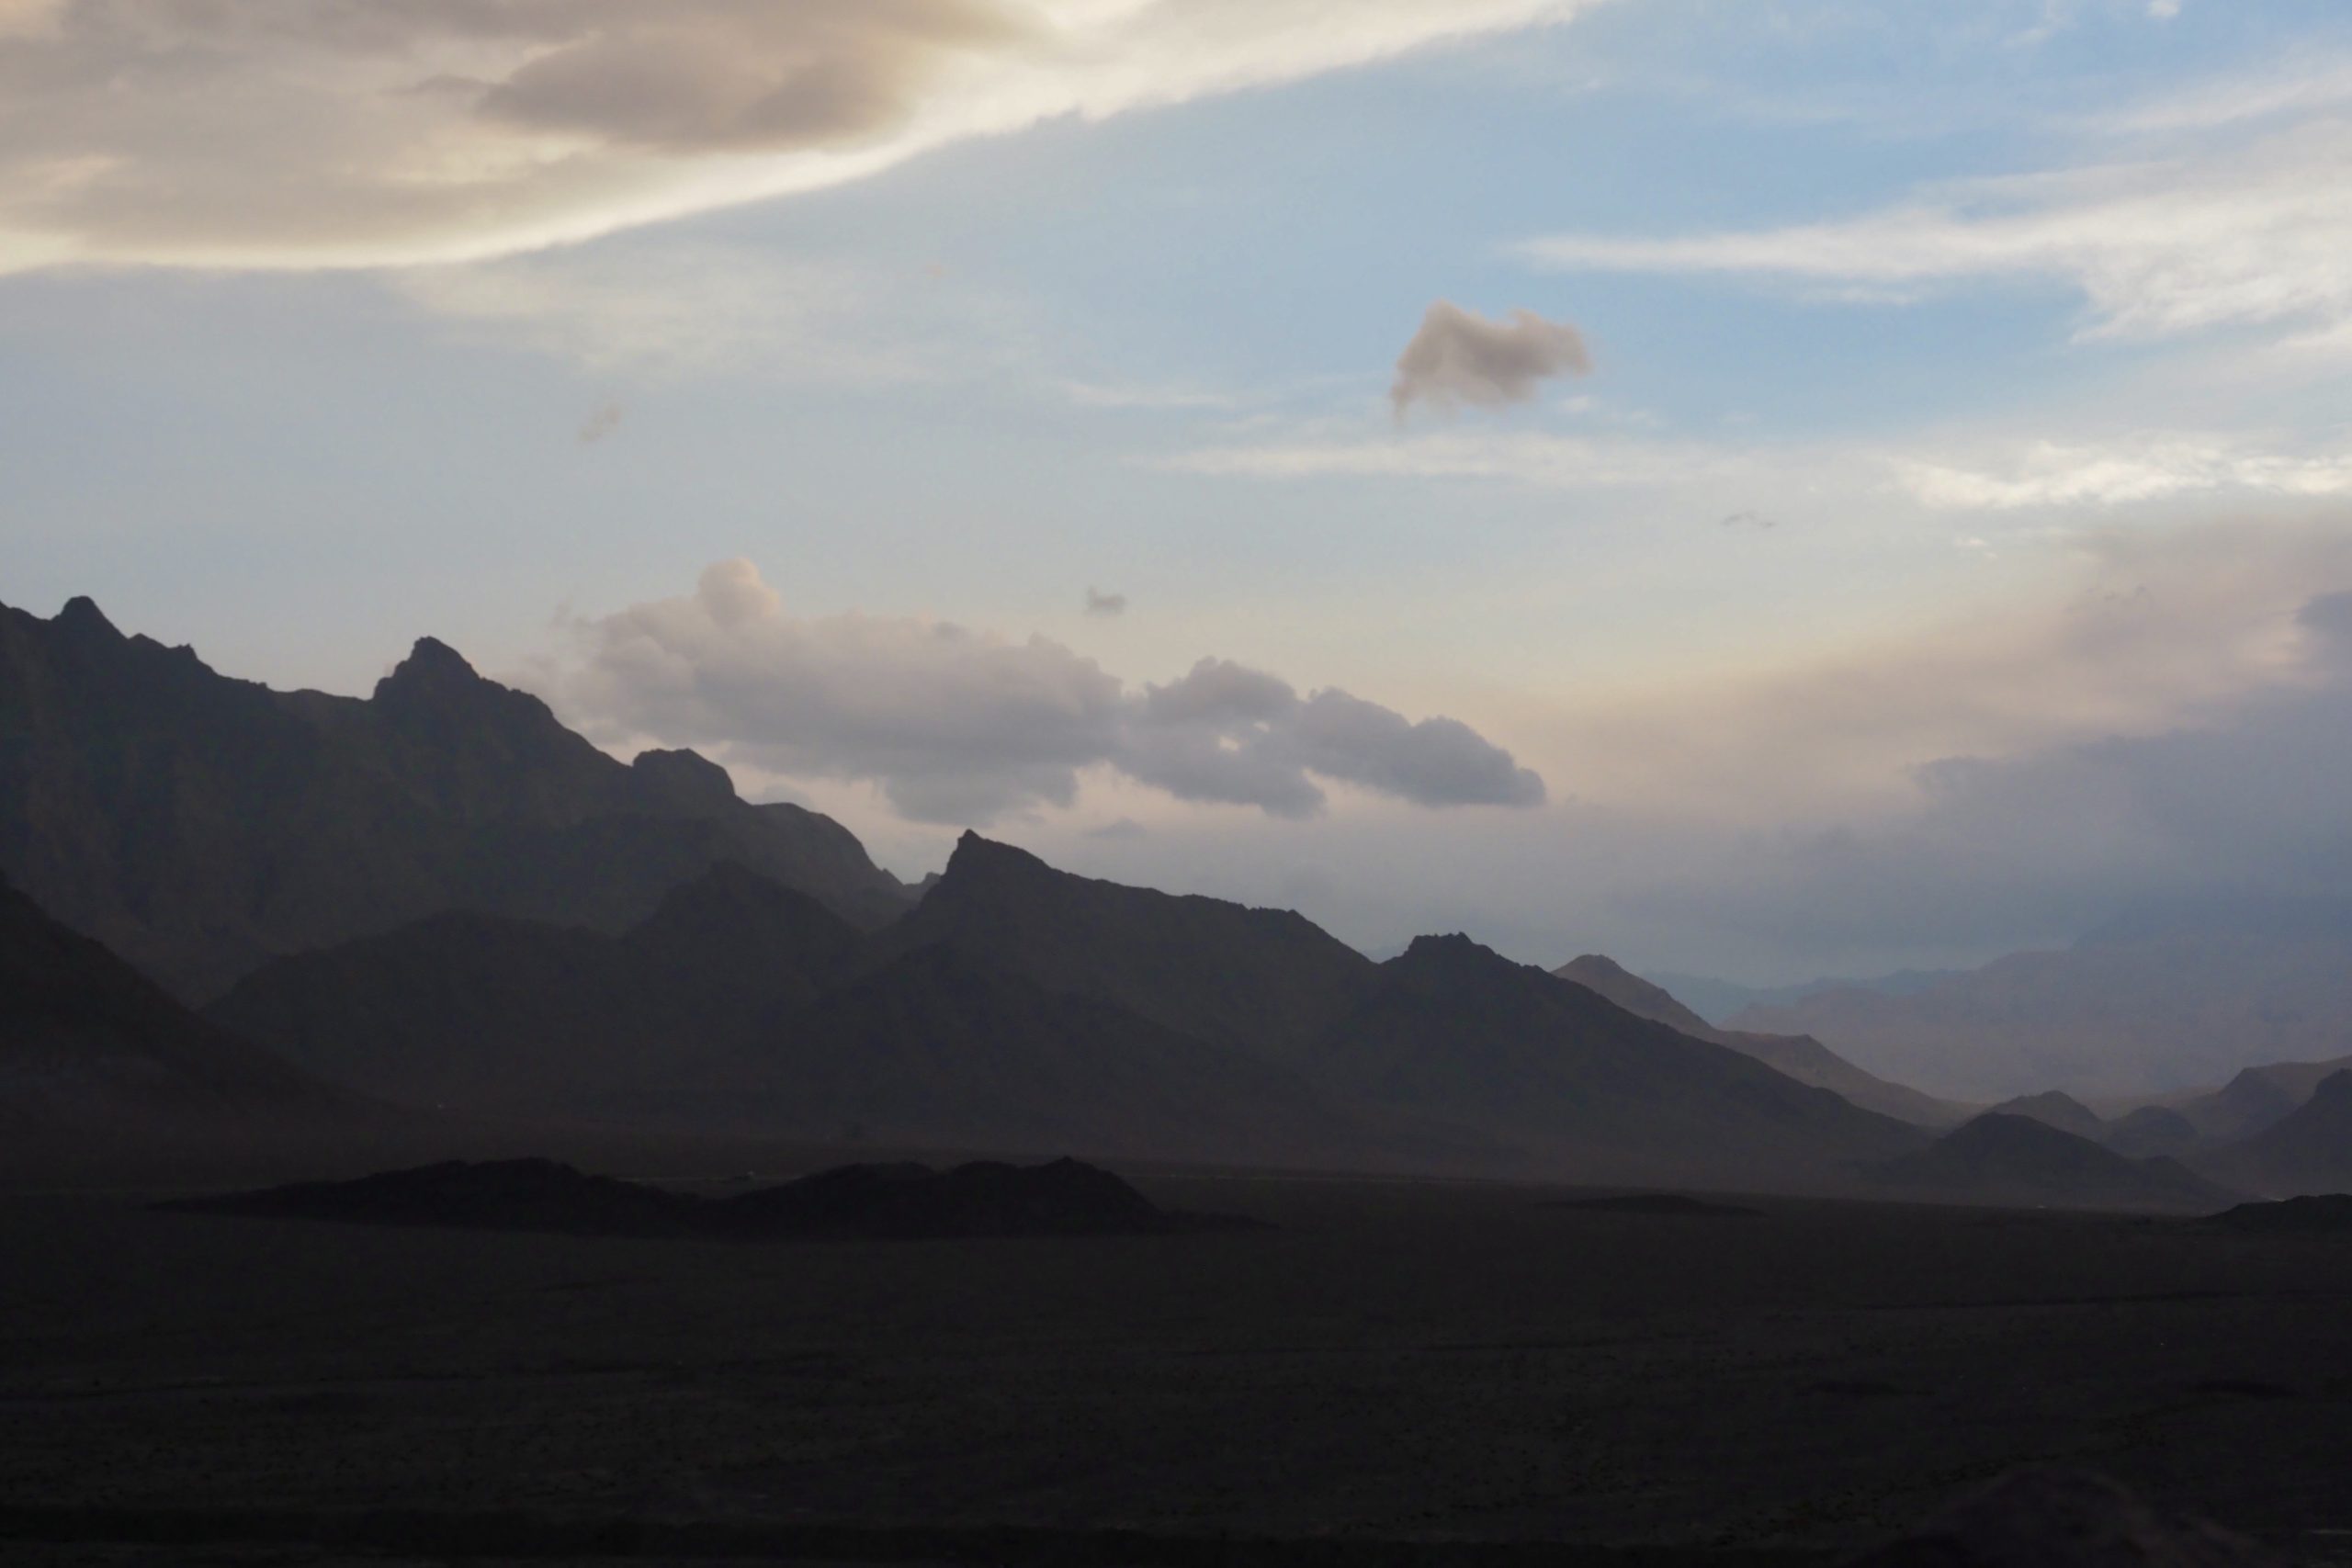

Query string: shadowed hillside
[0,871,362,1138]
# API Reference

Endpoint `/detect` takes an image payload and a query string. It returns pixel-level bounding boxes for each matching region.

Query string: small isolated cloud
[1084,587,1127,616]
[545,559,1546,825]
[577,401,625,444]
[1719,509,1776,529]
[1390,301,1591,419]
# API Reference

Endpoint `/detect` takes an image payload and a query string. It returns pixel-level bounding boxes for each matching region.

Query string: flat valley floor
[5,1161,2351,1566]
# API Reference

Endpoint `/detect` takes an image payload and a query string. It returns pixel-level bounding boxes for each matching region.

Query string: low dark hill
[0,596,905,999]
[1864,1114,2238,1213]
[1314,935,1924,1186]
[2206,1194,2352,1234]
[163,1156,1204,1241]
[693,943,1368,1168]
[1986,1090,2106,1140]
[1555,954,1965,1126]
[0,871,361,1137]
[2199,1070,2352,1197]
[1547,1193,1761,1218]
[207,863,861,1114]
[2103,1104,2201,1159]
[865,832,1379,1063]
[1847,1467,2281,1568]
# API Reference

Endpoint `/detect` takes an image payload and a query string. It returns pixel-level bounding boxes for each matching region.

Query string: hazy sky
[8,0,2352,980]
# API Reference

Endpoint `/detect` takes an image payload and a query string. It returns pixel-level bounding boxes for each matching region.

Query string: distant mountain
[208,863,861,1114]
[2199,1070,2352,1198]
[2171,1054,2352,1142]
[1985,1090,2105,1140]
[1646,966,1966,1028]
[164,1156,1211,1241]
[0,596,906,999]
[1315,935,1923,1186]
[1555,954,1966,1126]
[1730,935,2352,1100]
[1863,1113,2238,1213]
[0,870,359,1138]
[2102,1104,2200,1159]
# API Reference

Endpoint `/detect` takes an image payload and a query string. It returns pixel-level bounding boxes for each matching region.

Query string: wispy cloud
[1520,118,2352,349]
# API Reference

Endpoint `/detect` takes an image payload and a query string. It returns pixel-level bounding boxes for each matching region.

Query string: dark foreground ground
[4,1149,2351,1567]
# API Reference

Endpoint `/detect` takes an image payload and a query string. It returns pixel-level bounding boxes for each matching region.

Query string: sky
[8,0,2352,982]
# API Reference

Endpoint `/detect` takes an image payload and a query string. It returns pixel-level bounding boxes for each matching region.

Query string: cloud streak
[0,0,1599,275]
[544,559,1544,824]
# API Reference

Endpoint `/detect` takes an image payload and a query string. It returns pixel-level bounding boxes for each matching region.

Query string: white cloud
[1520,117,2352,349]
[0,0,1600,275]
[545,559,1544,824]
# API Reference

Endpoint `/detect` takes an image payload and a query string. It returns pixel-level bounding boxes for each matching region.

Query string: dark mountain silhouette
[207,863,862,1113]
[0,869,358,1136]
[1555,953,1966,1126]
[1733,935,2352,1101]
[1847,1467,2282,1568]
[2206,1194,2352,1234]
[1310,934,1923,1185]
[164,1156,1207,1240]
[2172,1053,2352,1141]
[1863,1113,2237,1213]
[865,831,1380,1063]
[2199,1070,2352,1197]
[1985,1090,2106,1140]
[0,596,906,999]
[2102,1104,2201,1159]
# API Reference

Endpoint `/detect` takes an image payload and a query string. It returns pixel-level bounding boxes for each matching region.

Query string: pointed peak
[372,636,491,704]
[53,595,119,638]
[942,831,1051,880]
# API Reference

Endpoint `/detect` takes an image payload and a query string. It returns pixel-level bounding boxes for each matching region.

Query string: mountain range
[0,596,908,1000]
[7,592,2350,1208]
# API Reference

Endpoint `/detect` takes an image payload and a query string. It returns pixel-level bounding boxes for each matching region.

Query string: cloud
[1520,116,2352,350]
[1718,509,1776,529]
[544,559,1545,824]
[1894,434,2352,510]
[0,0,1599,275]
[577,400,624,444]
[1083,587,1127,616]
[1390,301,1590,417]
